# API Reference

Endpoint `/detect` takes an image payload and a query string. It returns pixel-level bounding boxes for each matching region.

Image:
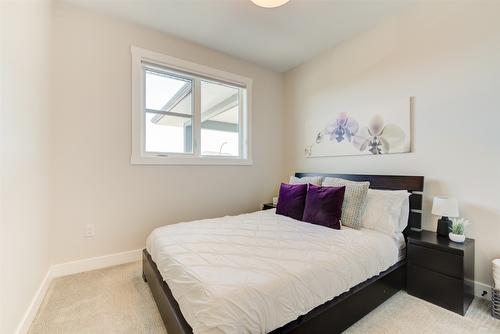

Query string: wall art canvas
[305,98,412,157]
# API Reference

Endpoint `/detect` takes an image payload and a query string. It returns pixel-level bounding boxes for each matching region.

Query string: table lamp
[432,197,459,237]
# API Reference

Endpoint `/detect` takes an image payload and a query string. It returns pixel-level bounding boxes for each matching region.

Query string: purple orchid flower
[332,112,359,142]
[316,112,359,144]
[352,115,405,154]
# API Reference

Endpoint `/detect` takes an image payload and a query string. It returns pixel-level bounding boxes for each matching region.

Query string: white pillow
[399,195,410,233]
[361,189,410,236]
[289,175,322,186]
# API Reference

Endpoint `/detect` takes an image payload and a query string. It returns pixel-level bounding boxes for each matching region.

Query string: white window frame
[131,46,253,165]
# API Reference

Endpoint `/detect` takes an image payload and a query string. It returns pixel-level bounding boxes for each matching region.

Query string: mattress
[394,232,407,262]
[146,209,401,334]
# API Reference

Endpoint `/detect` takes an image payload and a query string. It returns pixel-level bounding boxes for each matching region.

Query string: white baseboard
[14,269,52,334]
[50,249,142,278]
[15,248,143,334]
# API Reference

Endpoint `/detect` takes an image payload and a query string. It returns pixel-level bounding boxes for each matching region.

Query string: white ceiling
[62,0,414,72]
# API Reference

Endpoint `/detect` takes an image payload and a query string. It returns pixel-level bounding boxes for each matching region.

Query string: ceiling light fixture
[251,0,290,8]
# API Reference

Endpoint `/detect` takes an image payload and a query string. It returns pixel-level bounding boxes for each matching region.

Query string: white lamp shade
[432,197,459,217]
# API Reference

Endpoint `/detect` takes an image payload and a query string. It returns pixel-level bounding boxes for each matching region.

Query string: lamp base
[437,216,452,237]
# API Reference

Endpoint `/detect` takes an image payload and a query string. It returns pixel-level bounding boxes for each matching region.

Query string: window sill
[130,155,253,166]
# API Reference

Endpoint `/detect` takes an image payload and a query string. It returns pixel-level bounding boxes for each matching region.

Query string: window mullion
[193,78,202,157]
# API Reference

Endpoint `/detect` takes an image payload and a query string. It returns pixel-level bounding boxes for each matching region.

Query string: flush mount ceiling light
[251,0,290,8]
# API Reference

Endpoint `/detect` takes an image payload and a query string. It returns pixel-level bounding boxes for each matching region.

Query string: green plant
[450,218,469,235]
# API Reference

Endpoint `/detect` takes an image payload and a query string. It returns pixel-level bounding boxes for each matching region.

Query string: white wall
[0,1,53,333]
[284,2,500,286]
[50,4,285,263]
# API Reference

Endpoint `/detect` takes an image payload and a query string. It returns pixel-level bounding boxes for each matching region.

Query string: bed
[143,173,424,334]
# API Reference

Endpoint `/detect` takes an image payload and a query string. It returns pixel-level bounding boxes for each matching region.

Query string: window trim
[131,46,253,165]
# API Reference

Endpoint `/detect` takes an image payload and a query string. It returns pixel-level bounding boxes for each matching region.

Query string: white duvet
[146,209,399,334]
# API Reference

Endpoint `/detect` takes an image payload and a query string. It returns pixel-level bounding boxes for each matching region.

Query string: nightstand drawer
[408,243,463,279]
[407,263,464,315]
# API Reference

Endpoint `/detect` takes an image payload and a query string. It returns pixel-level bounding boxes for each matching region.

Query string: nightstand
[262,203,276,210]
[407,230,474,315]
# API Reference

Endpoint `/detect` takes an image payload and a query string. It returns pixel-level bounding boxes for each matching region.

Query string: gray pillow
[322,177,370,229]
[289,175,323,186]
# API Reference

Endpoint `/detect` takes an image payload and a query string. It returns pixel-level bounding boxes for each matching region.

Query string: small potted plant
[449,218,468,243]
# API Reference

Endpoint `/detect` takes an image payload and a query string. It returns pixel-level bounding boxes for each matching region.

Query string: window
[131,47,252,165]
[145,69,193,154]
[201,80,240,157]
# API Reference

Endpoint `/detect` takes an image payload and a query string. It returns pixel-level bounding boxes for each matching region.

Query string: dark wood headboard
[295,172,424,232]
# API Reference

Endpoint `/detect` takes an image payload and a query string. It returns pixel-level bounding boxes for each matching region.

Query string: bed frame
[143,173,424,334]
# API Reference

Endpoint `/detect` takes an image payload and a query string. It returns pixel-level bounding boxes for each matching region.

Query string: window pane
[144,68,193,154]
[145,69,192,113]
[201,129,239,156]
[201,80,240,156]
[145,113,192,153]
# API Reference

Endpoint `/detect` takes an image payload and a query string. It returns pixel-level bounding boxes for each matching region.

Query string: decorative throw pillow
[289,175,323,186]
[303,184,345,230]
[276,183,308,221]
[361,189,410,236]
[322,177,370,229]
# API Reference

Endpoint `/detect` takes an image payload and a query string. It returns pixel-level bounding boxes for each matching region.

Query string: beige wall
[50,4,285,263]
[284,2,500,286]
[0,1,53,333]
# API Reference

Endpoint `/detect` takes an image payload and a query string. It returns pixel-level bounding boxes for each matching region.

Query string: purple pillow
[303,184,346,230]
[276,183,308,221]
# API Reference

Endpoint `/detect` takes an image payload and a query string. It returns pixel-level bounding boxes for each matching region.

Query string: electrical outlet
[85,224,95,238]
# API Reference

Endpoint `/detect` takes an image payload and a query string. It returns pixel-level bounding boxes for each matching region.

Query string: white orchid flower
[352,115,405,154]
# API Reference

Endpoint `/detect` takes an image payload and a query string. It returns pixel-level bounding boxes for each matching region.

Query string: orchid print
[304,145,313,157]
[316,112,359,144]
[352,115,405,155]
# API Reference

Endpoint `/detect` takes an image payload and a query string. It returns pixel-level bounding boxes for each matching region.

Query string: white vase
[449,233,465,243]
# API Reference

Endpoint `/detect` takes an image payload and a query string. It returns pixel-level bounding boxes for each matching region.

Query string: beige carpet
[29,262,500,334]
